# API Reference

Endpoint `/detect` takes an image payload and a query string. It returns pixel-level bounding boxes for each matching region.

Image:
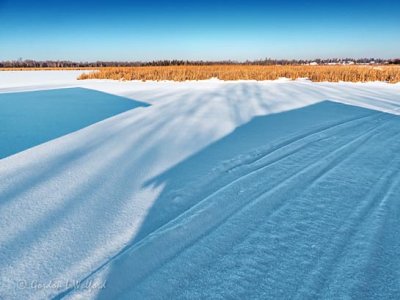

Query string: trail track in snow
[66,109,400,299]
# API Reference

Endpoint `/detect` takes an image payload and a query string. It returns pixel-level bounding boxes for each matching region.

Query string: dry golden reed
[77,65,400,83]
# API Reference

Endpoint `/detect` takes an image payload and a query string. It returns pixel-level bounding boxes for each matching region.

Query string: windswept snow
[0,71,400,299]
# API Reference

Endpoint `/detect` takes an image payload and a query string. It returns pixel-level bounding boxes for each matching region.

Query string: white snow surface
[1,71,400,299]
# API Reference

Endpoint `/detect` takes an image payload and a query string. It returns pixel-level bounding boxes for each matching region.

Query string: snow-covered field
[1,71,400,299]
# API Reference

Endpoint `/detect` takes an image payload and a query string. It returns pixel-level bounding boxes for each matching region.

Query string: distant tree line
[0,58,398,68]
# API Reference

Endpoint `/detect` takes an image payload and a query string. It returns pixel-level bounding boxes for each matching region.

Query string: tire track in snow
[141,115,399,299]
[191,111,385,226]
[62,110,392,299]
[156,115,400,300]
[225,111,378,174]
[176,111,382,230]
[56,108,382,299]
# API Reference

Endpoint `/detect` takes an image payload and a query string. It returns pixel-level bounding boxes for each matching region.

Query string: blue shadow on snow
[0,87,149,159]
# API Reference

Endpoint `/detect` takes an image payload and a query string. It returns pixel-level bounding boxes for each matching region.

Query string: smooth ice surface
[0,71,400,299]
[0,87,148,158]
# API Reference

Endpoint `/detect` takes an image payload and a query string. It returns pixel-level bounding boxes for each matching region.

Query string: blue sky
[0,0,399,61]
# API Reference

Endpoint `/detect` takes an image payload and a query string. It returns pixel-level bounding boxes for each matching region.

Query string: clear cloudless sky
[0,0,399,61]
